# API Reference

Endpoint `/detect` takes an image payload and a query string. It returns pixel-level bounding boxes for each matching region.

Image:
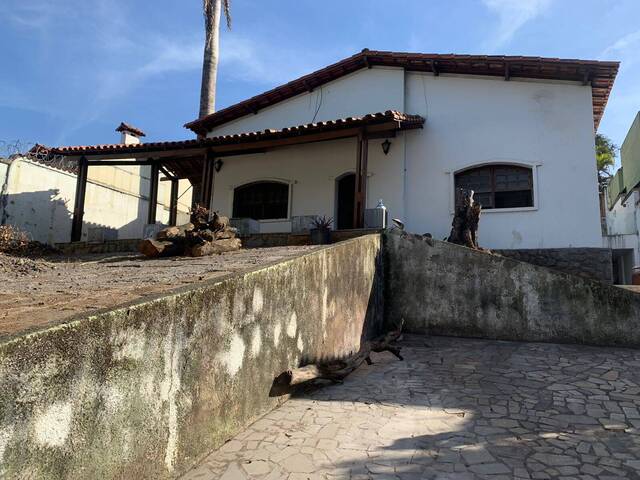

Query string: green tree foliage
[595,133,618,188]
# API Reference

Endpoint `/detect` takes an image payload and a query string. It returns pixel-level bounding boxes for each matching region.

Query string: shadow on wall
[268,246,386,397]
[1,189,74,244]
[0,189,127,244]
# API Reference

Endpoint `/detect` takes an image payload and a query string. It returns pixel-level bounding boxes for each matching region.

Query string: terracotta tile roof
[185,49,619,135]
[115,122,146,137]
[49,111,424,157]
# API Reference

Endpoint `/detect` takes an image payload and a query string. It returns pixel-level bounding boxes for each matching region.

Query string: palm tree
[199,0,231,119]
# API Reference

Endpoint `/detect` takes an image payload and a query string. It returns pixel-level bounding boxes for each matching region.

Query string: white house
[48,50,618,252]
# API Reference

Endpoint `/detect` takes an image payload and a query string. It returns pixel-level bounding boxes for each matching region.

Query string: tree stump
[447,188,482,250]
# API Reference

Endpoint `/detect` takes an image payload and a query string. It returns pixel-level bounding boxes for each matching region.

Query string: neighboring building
[603,112,640,283]
[45,51,618,256]
[0,124,192,244]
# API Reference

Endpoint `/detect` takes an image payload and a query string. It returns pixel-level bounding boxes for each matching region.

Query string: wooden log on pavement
[271,320,405,393]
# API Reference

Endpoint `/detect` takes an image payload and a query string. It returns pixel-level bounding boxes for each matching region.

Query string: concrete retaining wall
[0,235,383,479]
[384,232,640,346]
[495,248,613,283]
[239,229,382,249]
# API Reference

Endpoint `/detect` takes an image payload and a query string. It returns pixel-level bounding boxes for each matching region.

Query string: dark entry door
[336,173,356,230]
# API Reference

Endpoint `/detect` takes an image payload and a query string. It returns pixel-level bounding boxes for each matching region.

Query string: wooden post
[71,156,88,242]
[169,178,179,226]
[200,150,215,211]
[353,133,368,228]
[148,162,159,225]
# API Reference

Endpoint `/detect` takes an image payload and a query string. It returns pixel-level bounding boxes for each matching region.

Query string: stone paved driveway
[181,335,640,480]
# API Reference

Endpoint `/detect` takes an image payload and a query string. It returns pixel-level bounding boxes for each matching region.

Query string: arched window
[455,165,533,209]
[233,181,289,220]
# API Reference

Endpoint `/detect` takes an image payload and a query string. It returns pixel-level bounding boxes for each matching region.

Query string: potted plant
[310,216,333,245]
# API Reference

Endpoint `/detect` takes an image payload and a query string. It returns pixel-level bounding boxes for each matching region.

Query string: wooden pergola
[47,111,424,242]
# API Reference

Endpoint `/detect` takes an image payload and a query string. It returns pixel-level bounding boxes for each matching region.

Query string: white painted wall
[0,158,192,244]
[207,67,602,249]
[403,72,601,248]
[211,136,405,232]
[603,189,640,267]
[207,67,405,136]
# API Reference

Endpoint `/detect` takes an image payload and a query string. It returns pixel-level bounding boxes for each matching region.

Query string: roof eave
[184,50,619,134]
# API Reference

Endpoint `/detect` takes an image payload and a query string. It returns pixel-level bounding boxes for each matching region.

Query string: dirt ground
[0,246,317,339]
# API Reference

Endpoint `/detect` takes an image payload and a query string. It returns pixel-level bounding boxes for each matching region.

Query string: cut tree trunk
[156,223,194,241]
[139,239,185,258]
[447,188,482,249]
[189,238,241,257]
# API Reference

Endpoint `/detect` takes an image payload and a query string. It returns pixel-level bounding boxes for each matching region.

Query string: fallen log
[140,206,241,258]
[156,223,194,241]
[214,228,237,240]
[139,239,185,258]
[271,320,404,393]
[369,319,404,361]
[211,212,229,232]
[189,238,242,257]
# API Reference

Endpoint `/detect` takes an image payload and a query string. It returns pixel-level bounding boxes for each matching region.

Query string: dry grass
[0,225,57,255]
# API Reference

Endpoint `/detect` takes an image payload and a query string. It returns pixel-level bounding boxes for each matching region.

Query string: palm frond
[223,0,232,29]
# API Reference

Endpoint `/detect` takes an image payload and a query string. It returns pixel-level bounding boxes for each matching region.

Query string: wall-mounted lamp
[381,139,392,155]
[214,159,224,172]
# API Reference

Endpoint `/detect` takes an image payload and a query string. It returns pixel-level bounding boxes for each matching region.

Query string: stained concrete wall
[384,231,640,346]
[0,235,383,480]
[494,248,613,284]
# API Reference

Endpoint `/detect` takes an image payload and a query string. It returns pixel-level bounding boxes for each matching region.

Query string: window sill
[257,218,290,223]
[474,206,538,214]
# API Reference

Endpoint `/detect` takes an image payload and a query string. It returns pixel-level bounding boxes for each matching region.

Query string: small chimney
[116,122,146,145]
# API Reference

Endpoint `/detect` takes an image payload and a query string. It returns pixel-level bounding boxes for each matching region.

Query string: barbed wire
[0,139,35,158]
[0,140,77,174]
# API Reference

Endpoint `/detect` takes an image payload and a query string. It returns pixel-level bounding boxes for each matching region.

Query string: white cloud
[482,0,553,50]
[219,34,337,86]
[137,38,203,77]
[598,29,640,144]
[601,29,640,63]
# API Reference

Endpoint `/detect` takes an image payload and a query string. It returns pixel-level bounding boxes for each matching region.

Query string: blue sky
[1,0,639,165]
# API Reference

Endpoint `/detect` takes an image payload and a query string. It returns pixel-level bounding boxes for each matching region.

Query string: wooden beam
[148,162,160,225]
[353,132,369,228]
[199,150,215,210]
[583,69,591,86]
[168,178,179,226]
[159,165,176,180]
[64,122,411,162]
[87,160,156,166]
[364,131,397,140]
[431,60,439,76]
[504,63,511,81]
[70,156,88,242]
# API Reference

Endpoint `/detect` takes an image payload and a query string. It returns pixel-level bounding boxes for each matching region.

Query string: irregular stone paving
[181,335,640,480]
